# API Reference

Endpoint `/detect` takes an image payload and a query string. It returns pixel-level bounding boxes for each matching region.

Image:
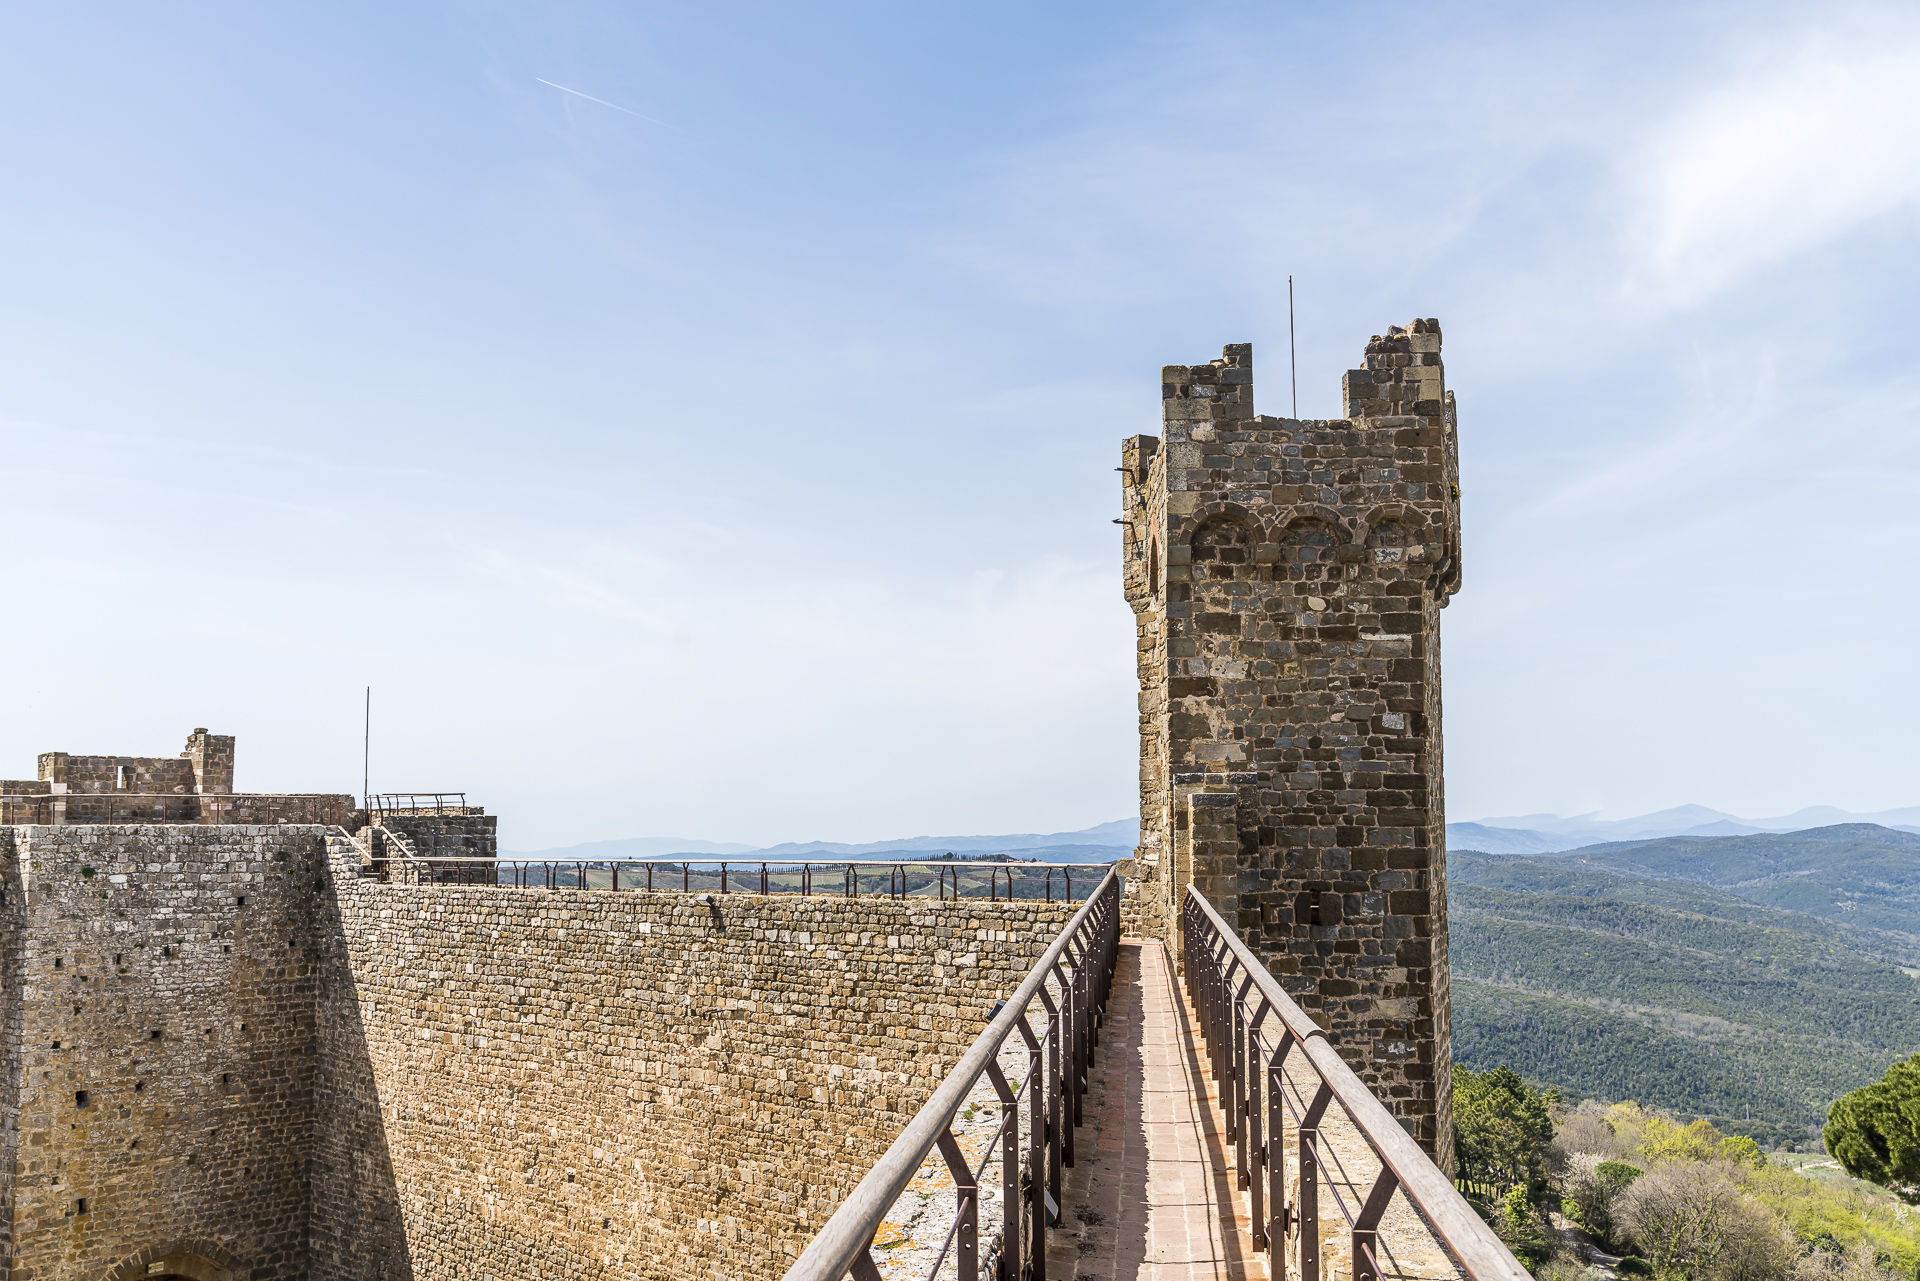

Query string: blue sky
[3,2,1917,848]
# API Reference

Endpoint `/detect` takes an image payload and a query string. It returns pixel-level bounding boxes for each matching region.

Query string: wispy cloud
[534,78,674,130]
[1627,18,1920,306]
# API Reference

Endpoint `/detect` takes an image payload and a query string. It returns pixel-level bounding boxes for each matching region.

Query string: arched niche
[1273,516,1341,586]
[1364,519,1415,568]
[1188,513,1258,583]
[108,1247,236,1281]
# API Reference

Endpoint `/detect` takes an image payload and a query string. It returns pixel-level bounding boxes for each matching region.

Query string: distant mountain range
[1449,803,1920,853]
[1449,822,1920,1145]
[513,800,1920,865]
[506,818,1141,864]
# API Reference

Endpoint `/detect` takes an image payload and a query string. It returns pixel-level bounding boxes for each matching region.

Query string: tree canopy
[1825,1055,1920,1203]
[1454,1065,1556,1188]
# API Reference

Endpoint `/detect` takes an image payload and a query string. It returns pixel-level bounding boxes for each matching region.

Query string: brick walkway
[1048,939,1268,1280]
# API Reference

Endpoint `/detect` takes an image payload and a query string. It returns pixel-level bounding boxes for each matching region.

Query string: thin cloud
[534,77,675,130]
[1628,21,1920,306]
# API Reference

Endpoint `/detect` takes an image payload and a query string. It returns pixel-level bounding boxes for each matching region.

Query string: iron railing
[782,867,1121,1281]
[368,792,468,817]
[367,855,1110,901]
[1182,885,1529,1281]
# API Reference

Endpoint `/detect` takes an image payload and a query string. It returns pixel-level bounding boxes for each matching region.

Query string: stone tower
[1119,322,1462,1163]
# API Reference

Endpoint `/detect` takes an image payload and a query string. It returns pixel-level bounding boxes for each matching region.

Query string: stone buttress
[1119,323,1463,1165]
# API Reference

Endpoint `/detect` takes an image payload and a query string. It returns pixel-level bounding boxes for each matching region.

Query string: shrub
[1495,1181,1553,1267]
[1563,1154,1643,1243]
[1614,1161,1788,1281]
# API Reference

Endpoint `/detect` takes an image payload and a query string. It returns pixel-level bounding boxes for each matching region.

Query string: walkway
[1048,940,1267,1280]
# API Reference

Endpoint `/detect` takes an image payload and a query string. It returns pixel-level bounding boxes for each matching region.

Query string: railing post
[936,1130,977,1280]
[1299,1080,1333,1281]
[1235,990,1250,1191]
[1023,1016,1047,1280]
[1058,960,1076,1170]
[1269,1047,1290,1267]
[1062,951,1082,1143]
[1046,999,1062,1215]
[1353,1169,1399,1281]
[988,1059,1021,1281]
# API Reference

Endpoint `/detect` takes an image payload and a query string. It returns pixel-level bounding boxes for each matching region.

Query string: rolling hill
[1446,826,1920,1146]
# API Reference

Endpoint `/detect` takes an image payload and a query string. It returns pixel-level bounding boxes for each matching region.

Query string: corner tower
[1120,323,1462,1163]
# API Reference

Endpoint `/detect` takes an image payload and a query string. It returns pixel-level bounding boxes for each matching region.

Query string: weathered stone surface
[0,824,325,1281]
[0,822,1076,1278]
[1118,323,1462,1168]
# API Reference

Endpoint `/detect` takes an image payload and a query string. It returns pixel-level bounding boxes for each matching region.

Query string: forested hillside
[1447,826,1920,1145]
[1567,824,1920,935]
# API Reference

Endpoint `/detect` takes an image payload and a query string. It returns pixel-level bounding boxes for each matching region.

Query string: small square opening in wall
[148,1030,162,1041]
[235,896,245,907]
[75,1198,87,1215]
[54,958,63,969]
[113,954,122,966]
[75,1090,89,1107]
[221,1073,230,1086]
[134,1081,143,1093]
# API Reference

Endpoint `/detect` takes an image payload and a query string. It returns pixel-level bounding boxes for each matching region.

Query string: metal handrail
[1182,884,1529,1281]
[369,792,468,816]
[380,857,1112,902]
[783,867,1122,1281]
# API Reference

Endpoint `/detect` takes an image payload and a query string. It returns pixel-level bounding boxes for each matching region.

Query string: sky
[3,2,1917,850]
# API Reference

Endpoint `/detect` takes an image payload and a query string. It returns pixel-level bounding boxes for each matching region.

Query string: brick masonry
[0,822,1077,1278]
[1118,324,1461,1167]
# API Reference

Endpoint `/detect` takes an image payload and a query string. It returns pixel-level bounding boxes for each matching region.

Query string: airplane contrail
[535,78,672,128]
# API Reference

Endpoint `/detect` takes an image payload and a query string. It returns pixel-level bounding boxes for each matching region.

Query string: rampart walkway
[1051,939,1266,1279]
[790,875,1516,1281]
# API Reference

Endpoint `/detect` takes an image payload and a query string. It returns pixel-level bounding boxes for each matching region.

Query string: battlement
[1344,318,1446,419]
[1161,341,1255,423]
[2,728,357,828]
[34,727,233,795]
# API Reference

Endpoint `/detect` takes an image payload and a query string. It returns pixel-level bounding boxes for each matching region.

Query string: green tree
[1495,1182,1553,1266]
[1454,1065,1556,1190]
[1825,1055,1920,1204]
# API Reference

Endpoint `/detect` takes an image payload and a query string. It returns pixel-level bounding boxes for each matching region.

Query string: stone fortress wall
[0,825,325,1281]
[1119,323,1462,1166]
[0,730,1078,1280]
[310,842,1072,1280]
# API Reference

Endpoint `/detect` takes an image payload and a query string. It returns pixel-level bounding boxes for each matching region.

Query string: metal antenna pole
[1289,275,1298,419]
[363,686,370,812]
